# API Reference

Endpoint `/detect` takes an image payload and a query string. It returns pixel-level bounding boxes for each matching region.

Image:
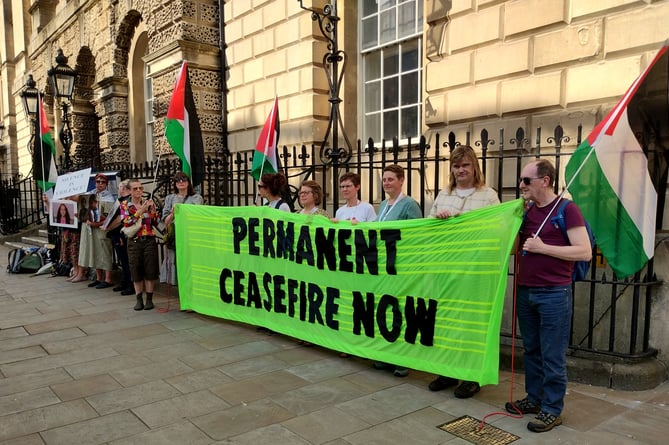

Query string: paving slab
[0,243,667,445]
[39,410,148,445]
[0,399,98,442]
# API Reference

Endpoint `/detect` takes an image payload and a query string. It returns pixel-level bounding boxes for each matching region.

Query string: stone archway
[96,10,143,165]
[72,47,100,170]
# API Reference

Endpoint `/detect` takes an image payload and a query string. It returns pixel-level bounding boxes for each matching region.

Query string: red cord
[476,244,524,430]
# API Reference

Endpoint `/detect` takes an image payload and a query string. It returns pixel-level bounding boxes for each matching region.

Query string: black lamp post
[297,0,351,207]
[48,49,77,170]
[19,74,39,154]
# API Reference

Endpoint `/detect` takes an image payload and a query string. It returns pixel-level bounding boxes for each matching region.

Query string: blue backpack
[522,199,595,281]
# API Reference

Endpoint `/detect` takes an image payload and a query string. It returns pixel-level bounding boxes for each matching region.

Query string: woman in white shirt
[334,172,376,222]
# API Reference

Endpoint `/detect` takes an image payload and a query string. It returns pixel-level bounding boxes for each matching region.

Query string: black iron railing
[6,124,662,361]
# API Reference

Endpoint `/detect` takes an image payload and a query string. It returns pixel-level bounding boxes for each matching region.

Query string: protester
[373,164,422,377]
[58,198,78,281]
[103,179,133,295]
[121,179,160,311]
[333,172,375,356]
[258,172,291,211]
[85,173,115,289]
[376,164,422,222]
[160,172,203,286]
[78,194,114,288]
[427,145,500,398]
[68,195,90,282]
[333,172,376,223]
[505,159,591,433]
[298,180,329,217]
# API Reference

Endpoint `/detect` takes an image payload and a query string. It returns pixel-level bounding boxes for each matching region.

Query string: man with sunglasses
[427,145,500,399]
[506,159,591,433]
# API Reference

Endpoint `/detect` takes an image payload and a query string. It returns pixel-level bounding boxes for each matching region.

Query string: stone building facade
[1,0,667,184]
[0,0,668,382]
[0,0,225,176]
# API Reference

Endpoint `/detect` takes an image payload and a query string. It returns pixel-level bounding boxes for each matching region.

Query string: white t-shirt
[335,201,377,222]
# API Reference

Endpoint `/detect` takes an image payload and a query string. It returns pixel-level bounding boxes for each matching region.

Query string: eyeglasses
[298,191,312,196]
[132,186,144,191]
[175,178,189,183]
[519,177,542,185]
[95,180,107,184]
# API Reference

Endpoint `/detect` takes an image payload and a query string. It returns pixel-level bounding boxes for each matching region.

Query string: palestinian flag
[250,96,280,181]
[165,61,205,187]
[34,93,58,191]
[565,42,667,278]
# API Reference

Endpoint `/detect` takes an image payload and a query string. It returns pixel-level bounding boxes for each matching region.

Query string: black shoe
[144,297,154,310]
[527,411,562,433]
[113,285,125,292]
[256,327,274,335]
[393,367,409,377]
[134,296,144,311]
[454,381,480,399]
[372,361,392,371]
[428,376,458,392]
[120,288,134,296]
[95,282,113,289]
[505,398,541,415]
[88,280,101,288]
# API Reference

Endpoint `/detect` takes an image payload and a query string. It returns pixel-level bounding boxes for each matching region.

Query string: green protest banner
[175,199,524,385]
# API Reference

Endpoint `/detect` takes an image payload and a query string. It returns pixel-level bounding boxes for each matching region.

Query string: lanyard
[379,193,404,221]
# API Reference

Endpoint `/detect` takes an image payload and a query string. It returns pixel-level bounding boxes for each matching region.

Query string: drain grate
[438,415,520,445]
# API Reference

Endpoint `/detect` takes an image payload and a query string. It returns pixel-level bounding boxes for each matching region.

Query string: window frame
[359,0,423,146]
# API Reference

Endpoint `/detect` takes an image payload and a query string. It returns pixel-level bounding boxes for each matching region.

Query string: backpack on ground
[521,198,596,281]
[7,248,27,273]
[17,251,46,273]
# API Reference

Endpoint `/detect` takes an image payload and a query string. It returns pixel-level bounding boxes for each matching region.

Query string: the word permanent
[224,216,436,346]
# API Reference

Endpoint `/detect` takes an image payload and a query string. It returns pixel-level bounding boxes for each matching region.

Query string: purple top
[518,198,586,287]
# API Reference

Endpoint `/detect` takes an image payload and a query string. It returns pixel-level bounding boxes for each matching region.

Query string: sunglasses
[95,180,107,184]
[175,178,189,183]
[132,186,144,191]
[519,177,542,185]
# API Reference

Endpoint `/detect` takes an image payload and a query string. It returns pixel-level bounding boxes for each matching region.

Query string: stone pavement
[0,245,667,445]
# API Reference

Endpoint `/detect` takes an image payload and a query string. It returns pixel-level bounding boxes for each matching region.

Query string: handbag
[163,222,176,249]
[121,218,142,238]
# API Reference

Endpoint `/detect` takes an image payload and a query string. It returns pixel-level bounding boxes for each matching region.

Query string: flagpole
[526,142,598,246]
[149,151,162,201]
[37,92,47,192]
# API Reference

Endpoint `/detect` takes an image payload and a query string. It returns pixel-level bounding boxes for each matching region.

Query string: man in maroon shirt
[505,159,591,433]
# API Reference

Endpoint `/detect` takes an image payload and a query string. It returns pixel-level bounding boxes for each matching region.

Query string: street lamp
[19,74,39,154]
[48,48,77,170]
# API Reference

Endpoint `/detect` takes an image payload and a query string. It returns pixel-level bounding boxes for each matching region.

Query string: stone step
[4,241,30,250]
[21,236,50,248]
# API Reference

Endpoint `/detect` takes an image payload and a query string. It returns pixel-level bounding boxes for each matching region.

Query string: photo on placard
[51,200,78,229]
